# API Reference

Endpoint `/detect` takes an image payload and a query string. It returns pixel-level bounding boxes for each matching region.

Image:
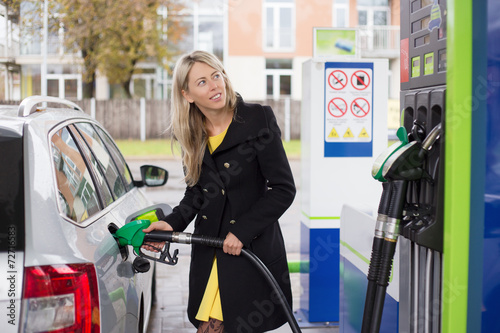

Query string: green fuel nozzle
[372,127,409,182]
[112,208,164,255]
[113,219,151,256]
[111,208,179,266]
[112,219,180,266]
[382,123,442,183]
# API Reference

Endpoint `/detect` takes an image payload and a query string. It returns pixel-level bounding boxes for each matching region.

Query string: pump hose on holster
[361,181,393,333]
[360,123,442,333]
[143,231,302,333]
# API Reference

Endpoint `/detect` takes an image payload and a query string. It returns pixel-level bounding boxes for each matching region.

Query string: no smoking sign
[328,70,348,90]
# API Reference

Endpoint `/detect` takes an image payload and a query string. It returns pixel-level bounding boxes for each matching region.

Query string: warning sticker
[328,98,348,118]
[351,70,371,90]
[351,98,370,118]
[343,128,354,138]
[328,127,339,138]
[400,38,409,83]
[358,128,370,138]
[324,63,373,148]
[328,70,348,90]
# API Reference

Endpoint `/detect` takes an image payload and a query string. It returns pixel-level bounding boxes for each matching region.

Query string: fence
[73,98,301,141]
[75,99,172,141]
[2,97,301,140]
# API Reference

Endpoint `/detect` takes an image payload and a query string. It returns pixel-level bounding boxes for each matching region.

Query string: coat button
[221,189,225,195]
[224,162,230,168]
[203,188,208,192]
[230,219,236,224]
[202,215,208,220]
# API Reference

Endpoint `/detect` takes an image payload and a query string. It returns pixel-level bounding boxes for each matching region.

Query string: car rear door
[48,121,154,332]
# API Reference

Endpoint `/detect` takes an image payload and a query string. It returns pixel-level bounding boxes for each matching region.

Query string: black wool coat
[165,99,296,333]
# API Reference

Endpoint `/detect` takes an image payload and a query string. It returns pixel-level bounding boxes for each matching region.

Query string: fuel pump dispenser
[354,0,447,331]
[341,0,447,331]
[342,0,500,332]
[395,0,500,331]
[398,1,447,331]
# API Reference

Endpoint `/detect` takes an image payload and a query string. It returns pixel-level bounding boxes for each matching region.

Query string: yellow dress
[195,126,228,322]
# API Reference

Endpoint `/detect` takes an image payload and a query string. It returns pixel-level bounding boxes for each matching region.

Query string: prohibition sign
[351,97,370,118]
[328,97,348,118]
[351,70,371,90]
[328,70,348,90]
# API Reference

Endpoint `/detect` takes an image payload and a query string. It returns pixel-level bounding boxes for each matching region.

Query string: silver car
[0,96,169,333]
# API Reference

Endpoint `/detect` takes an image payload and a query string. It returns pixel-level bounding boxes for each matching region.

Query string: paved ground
[128,157,339,333]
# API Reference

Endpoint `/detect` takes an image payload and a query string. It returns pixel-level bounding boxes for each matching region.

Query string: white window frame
[130,73,156,100]
[357,5,390,27]
[263,0,295,52]
[46,73,82,100]
[265,68,293,100]
[357,4,390,51]
[333,0,349,28]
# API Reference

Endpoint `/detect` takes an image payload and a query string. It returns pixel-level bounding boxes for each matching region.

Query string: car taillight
[22,263,100,333]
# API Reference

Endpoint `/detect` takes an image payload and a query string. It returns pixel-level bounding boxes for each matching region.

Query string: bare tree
[18,0,186,98]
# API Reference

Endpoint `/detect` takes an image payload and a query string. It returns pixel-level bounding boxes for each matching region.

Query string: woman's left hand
[223,232,243,256]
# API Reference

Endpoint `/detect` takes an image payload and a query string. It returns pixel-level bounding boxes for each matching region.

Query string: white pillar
[4,5,9,100]
[284,97,291,142]
[140,97,146,141]
[41,0,48,97]
[90,97,96,119]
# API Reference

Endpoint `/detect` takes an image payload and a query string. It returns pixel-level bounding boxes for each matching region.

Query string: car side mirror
[136,165,168,187]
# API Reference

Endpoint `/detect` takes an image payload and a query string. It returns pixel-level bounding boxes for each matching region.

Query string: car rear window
[74,123,130,198]
[93,126,134,191]
[51,127,101,223]
[50,121,136,224]
[0,128,25,252]
[69,124,115,206]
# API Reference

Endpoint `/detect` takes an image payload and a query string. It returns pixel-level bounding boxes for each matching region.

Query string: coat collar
[202,98,270,171]
[212,98,269,155]
[199,97,269,179]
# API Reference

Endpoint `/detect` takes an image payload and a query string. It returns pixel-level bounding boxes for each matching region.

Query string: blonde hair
[169,50,238,186]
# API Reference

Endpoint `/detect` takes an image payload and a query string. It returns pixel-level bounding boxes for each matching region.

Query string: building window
[357,0,389,26]
[165,0,224,99]
[21,64,81,99]
[130,67,156,99]
[264,0,294,52]
[265,58,292,99]
[169,0,224,60]
[333,0,349,27]
[357,0,390,52]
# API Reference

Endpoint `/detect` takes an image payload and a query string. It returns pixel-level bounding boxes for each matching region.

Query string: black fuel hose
[369,179,408,333]
[361,181,392,333]
[143,231,302,333]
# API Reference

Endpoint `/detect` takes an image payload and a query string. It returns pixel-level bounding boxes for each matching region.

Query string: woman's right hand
[142,221,173,252]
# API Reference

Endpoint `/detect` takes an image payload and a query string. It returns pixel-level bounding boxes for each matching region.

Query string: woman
[143,50,296,333]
